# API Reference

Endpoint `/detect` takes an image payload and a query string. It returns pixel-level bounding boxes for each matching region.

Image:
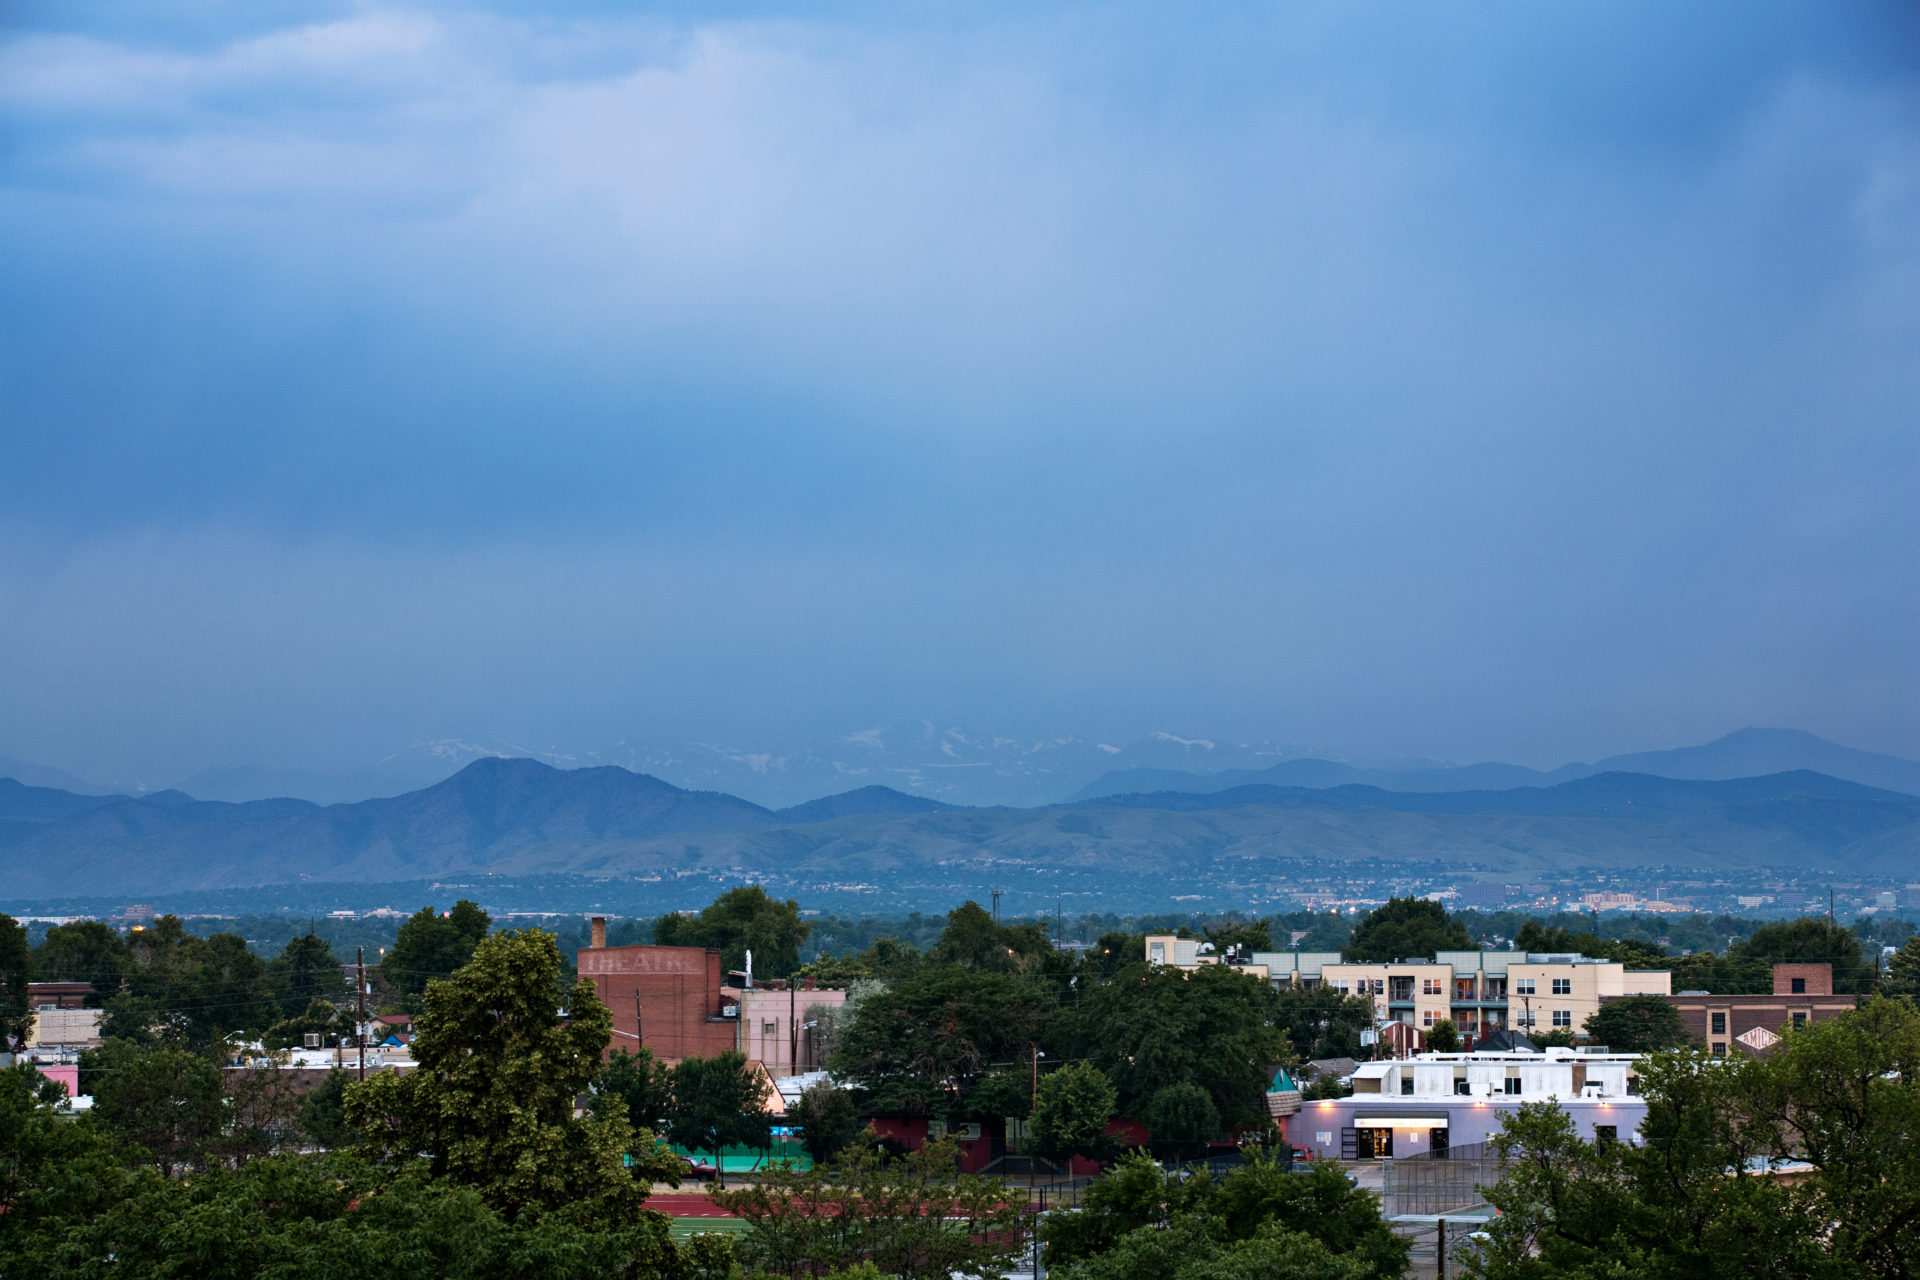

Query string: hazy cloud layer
[2,1,1916,784]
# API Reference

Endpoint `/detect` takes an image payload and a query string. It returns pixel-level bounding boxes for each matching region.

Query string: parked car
[680,1158,721,1183]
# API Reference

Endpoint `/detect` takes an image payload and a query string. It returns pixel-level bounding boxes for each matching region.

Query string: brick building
[1665,962,1854,1058]
[576,919,740,1061]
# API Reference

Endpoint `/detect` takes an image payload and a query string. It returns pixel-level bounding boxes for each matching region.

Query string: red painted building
[577,919,739,1061]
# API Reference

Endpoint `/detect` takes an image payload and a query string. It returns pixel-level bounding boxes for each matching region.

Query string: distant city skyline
[2,1,1914,787]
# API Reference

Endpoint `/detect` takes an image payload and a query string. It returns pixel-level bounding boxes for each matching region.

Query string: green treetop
[653,884,811,978]
[1342,896,1470,962]
[347,928,675,1221]
[377,900,491,1005]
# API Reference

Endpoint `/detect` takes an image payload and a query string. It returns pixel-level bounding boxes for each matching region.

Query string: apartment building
[1143,938,1669,1044]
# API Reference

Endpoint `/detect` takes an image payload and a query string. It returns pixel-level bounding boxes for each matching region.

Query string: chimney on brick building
[590,917,607,949]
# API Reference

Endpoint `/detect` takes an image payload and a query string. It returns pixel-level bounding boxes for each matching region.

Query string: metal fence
[1382,1140,1506,1216]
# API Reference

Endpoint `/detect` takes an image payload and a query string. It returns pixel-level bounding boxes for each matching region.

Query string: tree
[263,997,350,1051]
[297,1068,359,1149]
[789,1080,864,1166]
[1514,922,1668,970]
[1469,1000,1920,1280]
[1730,917,1876,994]
[714,1133,1025,1280]
[1041,1149,1407,1280]
[30,919,130,1005]
[929,900,1050,972]
[1030,1062,1119,1168]
[1885,936,1920,997]
[1272,983,1375,1062]
[1422,1018,1460,1053]
[1202,918,1274,956]
[1145,1083,1218,1164]
[102,920,278,1049]
[266,930,343,1019]
[1081,961,1289,1134]
[377,900,490,1005]
[667,1050,771,1187]
[1583,994,1689,1052]
[597,1045,676,1133]
[830,968,1048,1120]
[86,1042,227,1176]
[653,884,811,978]
[1343,897,1470,962]
[0,914,31,1047]
[346,928,672,1221]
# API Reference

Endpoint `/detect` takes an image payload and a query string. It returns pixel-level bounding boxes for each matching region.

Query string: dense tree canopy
[653,884,811,978]
[1343,897,1471,962]
[378,900,492,1004]
[1041,1151,1408,1280]
[348,928,674,1221]
[30,919,131,1006]
[830,968,1049,1120]
[1514,922,1669,969]
[1582,993,1690,1052]
[0,914,31,1046]
[1471,999,1920,1280]
[266,930,345,1019]
[1272,983,1376,1062]
[98,917,278,1050]
[1080,960,1289,1133]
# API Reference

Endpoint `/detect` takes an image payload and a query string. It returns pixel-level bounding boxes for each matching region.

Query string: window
[1373,979,1385,995]
[1552,1010,1572,1028]
[1333,980,1350,994]
[1423,978,1442,995]
[1792,1012,1807,1029]
[1504,1077,1523,1095]
[1710,1012,1727,1035]
[1791,977,1806,994]
[1516,1010,1535,1026]
[1515,979,1536,995]
[1401,1076,1415,1096]
[1551,978,1572,996]
[1594,1125,1617,1146]
[1149,943,1166,964]
[1423,1010,1438,1027]
[763,1020,778,1035]
[1712,1044,1727,1059]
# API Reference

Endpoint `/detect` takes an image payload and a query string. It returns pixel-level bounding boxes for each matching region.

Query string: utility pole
[634,991,644,1050]
[789,978,797,1078]
[992,889,1003,923]
[356,947,367,1083]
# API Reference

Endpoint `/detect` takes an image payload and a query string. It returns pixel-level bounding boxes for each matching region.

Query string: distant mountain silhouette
[775,785,954,824]
[1067,729,1920,802]
[2,757,1915,899]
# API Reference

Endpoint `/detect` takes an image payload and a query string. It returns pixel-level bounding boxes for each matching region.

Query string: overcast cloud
[1,0,1916,784]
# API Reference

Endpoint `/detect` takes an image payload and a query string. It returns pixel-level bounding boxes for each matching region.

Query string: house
[1661,963,1854,1058]
[1296,1046,1646,1159]
[1143,938,1670,1044]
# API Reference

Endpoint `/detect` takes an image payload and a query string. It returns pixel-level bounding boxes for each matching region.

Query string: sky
[1,0,1916,787]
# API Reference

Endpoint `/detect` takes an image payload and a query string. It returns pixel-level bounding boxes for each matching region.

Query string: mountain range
[1,749,1915,901]
[20,726,1919,812]
[1066,729,1920,803]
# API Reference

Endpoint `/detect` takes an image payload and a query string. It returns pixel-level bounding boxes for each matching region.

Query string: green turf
[668,1216,752,1242]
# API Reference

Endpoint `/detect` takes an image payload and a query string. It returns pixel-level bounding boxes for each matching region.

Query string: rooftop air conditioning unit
[304,1033,322,1049]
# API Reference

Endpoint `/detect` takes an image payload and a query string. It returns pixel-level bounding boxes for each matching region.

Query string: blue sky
[2,1,1916,784]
